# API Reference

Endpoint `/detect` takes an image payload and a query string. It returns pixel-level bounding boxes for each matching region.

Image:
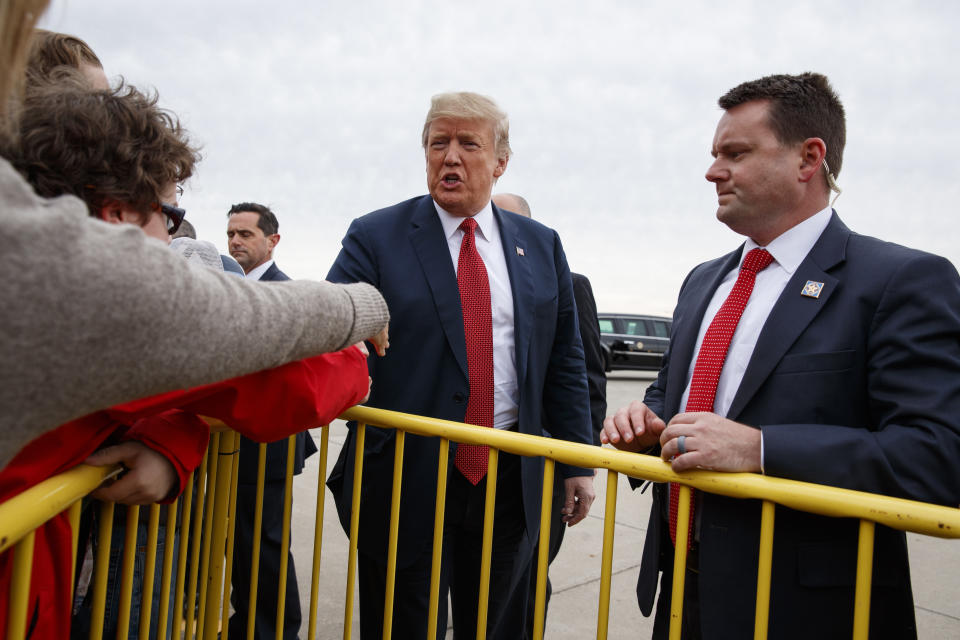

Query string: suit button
[453,392,466,404]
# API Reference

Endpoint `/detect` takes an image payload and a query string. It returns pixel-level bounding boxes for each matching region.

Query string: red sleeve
[103,347,370,442]
[121,410,210,501]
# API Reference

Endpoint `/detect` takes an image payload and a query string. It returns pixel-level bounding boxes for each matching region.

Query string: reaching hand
[369,323,390,357]
[85,441,178,504]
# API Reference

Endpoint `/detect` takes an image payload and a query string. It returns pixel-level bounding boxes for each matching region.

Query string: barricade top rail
[1,406,957,555]
[340,406,960,539]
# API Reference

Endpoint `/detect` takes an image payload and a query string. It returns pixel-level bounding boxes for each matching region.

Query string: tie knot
[459,217,478,235]
[741,248,773,274]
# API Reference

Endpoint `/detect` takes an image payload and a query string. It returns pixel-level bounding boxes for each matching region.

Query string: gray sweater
[0,158,388,469]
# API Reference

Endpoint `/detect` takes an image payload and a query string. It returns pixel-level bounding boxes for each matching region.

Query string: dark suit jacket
[638,213,960,639]
[236,262,317,484]
[326,195,593,567]
[571,273,607,444]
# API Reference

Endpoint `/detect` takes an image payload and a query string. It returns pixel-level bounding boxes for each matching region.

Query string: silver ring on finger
[677,435,687,456]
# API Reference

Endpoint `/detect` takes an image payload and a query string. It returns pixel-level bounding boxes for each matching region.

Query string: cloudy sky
[41,0,960,315]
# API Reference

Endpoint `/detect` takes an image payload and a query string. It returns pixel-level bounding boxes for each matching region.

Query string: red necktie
[454,217,495,485]
[669,248,774,548]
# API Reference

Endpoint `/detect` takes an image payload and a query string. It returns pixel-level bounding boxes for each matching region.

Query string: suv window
[621,319,649,337]
[598,318,615,333]
[650,320,669,338]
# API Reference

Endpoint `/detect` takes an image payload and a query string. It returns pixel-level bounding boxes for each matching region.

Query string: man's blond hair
[421,91,511,160]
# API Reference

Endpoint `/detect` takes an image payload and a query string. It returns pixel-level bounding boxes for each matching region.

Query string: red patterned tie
[669,248,774,548]
[454,217,495,485]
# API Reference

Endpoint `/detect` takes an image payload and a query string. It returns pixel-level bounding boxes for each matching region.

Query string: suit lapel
[727,214,849,419]
[495,206,533,389]
[408,198,469,378]
[664,249,742,417]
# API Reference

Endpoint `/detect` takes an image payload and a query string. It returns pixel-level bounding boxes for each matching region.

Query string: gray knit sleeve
[0,160,388,467]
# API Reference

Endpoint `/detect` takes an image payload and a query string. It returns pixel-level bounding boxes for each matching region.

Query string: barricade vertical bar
[138,504,161,640]
[196,431,221,638]
[596,470,619,640]
[89,501,115,640]
[382,430,406,639]
[116,504,141,639]
[69,500,82,606]
[186,445,212,639]
[532,458,555,640]
[7,531,35,640]
[157,500,180,640]
[668,485,691,640]
[221,431,242,640]
[426,438,450,640]
[202,430,240,640]
[753,500,775,640]
[852,519,875,640]
[307,426,331,640]
[343,423,367,640]
[475,447,499,640]
[245,442,268,640]
[275,435,298,640]
[172,469,197,639]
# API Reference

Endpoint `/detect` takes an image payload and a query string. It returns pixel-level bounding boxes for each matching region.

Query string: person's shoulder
[356,195,431,226]
[845,229,955,275]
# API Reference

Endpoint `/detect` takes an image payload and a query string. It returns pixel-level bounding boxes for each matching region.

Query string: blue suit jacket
[326,195,593,567]
[638,213,960,639]
[236,262,317,484]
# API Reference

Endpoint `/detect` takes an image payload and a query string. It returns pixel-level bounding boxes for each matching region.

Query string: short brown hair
[5,74,200,216]
[718,72,846,178]
[227,202,279,236]
[27,29,102,79]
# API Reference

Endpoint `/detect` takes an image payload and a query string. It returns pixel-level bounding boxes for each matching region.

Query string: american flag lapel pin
[516,246,525,256]
[801,280,824,298]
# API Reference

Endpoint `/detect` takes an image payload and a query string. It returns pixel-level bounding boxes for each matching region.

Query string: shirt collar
[742,206,832,275]
[434,199,495,244]
[245,258,275,281]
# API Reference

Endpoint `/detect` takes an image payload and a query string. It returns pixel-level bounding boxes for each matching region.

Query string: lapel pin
[516,246,525,256]
[801,280,824,298]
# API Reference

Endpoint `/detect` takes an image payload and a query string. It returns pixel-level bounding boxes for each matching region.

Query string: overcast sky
[41,0,960,316]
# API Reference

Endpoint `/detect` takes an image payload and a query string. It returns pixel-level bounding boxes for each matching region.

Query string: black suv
[598,313,672,372]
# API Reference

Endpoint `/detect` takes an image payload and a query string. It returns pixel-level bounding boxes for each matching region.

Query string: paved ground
[284,371,960,638]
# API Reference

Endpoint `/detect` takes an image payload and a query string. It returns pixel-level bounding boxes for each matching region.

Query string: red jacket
[0,347,368,639]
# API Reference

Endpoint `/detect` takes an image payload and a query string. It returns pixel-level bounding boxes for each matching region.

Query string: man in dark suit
[327,92,595,639]
[602,73,960,639]
[226,202,317,640]
[492,192,607,636]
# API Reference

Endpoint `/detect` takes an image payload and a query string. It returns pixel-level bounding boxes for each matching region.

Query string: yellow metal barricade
[2,406,959,640]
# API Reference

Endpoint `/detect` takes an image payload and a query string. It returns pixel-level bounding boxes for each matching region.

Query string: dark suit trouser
[358,452,534,640]
[229,479,302,640]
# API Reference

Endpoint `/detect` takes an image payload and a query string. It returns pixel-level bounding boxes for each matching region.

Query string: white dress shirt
[435,200,519,429]
[679,207,833,467]
[245,258,275,282]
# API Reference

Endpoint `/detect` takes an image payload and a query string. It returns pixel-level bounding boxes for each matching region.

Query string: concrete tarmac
[283,371,959,638]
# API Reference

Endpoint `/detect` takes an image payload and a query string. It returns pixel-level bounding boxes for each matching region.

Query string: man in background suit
[602,73,960,639]
[327,92,595,639]
[491,192,607,638]
[226,202,316,640]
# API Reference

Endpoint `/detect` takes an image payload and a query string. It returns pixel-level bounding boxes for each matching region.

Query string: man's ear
[493,154,509,179]
[798,137,827,184]
[268,233,280,250]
